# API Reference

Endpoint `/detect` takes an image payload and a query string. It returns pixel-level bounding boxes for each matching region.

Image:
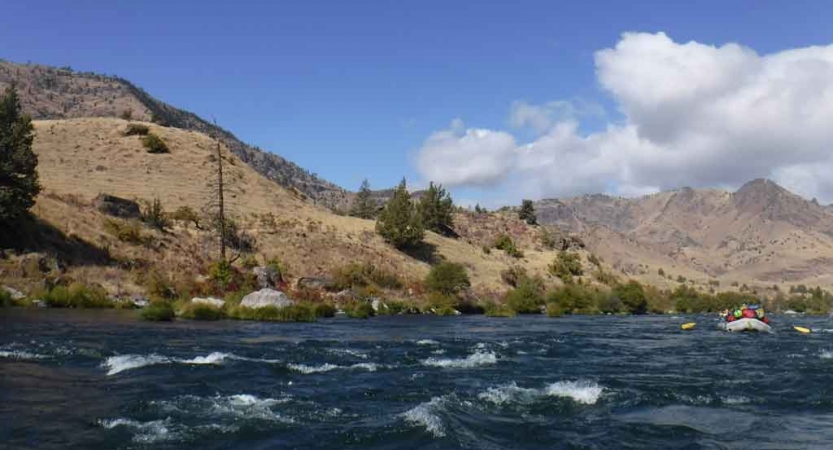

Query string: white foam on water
[103,354,171,376]
[723,396,750,405]
[210,394,293,423]
[180,352,232,365]
[288,363,341,374]
[0,350,48,360]
[402,396,448,437]
[104,352,280,375]
[327,348,369,359]
[431,349,446,355]
[422,350,497,369]
[350,362,380,371]
[416,339,439,346]
[820,350,833,359]
[99,418,177,444]
[478,382,539,405]
[545,380,604,405]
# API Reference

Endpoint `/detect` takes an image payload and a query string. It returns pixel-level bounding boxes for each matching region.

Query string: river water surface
[2,310,833,449]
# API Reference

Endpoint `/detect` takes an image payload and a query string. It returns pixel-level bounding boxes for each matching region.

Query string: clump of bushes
[0,289,16,307]
[425,262,470,295]
[547,283,601,315]
[505,277,545,314]
[180,303,225,320]
[228,304,317,322]
[548,251,583,283]
[493,234,524,258]
[313,303,337,318]
[500,266,527,287]
[343,301,375,319]
[141,133,169,154]
[331,262,402,291]
[141,198,171,231]
[123,123,149,136]
[103,219,145,244]
[41,282,113,308]
[484,302,516,318]
[141,301,175,321]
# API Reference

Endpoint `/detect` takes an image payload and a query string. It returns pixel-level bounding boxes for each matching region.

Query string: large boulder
[240,288,293,309]
[94,194,141,219]
[192,297,225,308]
[297,277,332,290]
[253,266,282,289]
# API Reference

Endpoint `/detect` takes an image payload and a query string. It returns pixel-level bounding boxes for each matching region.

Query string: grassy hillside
[1,118,606,300]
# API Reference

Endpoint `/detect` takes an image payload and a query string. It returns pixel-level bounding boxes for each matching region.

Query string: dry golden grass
[25,118,604,295]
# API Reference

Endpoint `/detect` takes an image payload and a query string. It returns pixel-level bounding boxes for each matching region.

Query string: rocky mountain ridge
[0,59,350,210]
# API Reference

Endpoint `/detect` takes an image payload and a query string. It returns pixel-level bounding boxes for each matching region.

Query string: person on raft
[722,304,769,324]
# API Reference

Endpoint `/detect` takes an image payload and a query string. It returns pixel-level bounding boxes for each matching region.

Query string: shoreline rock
[240,288,293,309]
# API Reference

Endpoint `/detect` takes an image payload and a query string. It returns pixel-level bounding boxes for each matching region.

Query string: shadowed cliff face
[0,60,349,210]
[534,179,833,286]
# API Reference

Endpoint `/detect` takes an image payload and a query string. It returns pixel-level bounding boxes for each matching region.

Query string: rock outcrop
[240,288,293,309]
[94,194,141,219]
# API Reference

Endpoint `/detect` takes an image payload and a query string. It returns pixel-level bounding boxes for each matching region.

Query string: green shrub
[141,133,169,154]
[124,123,149,136]
[141,198,170,231]
[588,253,601,267]
[344,302,375,319]
[43,283,113,308]
[613,280,648,314]
[500,266,527,287]
[548,251,583,283]
[181,303,225,320]
[103,219,145,244]
[331,262,402,291]
[425,262,470,295]
[313,303,337,318]
[546,284,598,314]
[228,304,317,322]
[209,259,235,290]
[0,289,13,307]
[142,269,177,301]
[493,234,524,258]
[484,302,516,318]
[505,278,544,314]
[141,302,175,321]
[546,302,564,317]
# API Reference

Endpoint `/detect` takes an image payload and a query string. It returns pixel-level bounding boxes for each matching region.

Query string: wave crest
[545,380,604,405]
[422,350,497,369]
[402,396,448,437]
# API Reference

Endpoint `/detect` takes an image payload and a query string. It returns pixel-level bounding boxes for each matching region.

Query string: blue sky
[3,1,833,204]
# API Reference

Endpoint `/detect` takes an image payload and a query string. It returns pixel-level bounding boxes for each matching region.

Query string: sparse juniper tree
[519,199,537,225]
[417,182,454,235]
[0,85,40,221]
[375,178,424,249]
[350,178,376,219]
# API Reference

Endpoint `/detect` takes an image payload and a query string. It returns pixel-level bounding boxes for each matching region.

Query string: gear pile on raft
[720,304,772,332]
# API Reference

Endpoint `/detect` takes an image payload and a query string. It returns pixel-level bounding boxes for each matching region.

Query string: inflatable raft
[719,317,772,333]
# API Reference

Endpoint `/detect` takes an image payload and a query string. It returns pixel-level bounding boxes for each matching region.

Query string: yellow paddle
[794,326,811,334]
[681,322,696,330]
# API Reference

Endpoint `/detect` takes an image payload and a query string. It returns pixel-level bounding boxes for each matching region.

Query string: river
[1,310,832,449]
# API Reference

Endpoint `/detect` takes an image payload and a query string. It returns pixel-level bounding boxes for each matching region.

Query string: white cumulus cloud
[414,32,833,202]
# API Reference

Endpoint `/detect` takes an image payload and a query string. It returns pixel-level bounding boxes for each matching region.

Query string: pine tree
[417,182,454,234]
[519,199,537,225]
[375,178,424,249]
[0,85,40,221]
[350,178,376,219]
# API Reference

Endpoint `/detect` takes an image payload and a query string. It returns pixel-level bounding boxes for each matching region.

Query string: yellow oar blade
[794,326,811,334]
[681,322,696,330]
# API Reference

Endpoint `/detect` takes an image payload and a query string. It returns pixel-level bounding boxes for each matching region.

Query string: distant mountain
[536,179,833,286]
[0,59,349,209]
